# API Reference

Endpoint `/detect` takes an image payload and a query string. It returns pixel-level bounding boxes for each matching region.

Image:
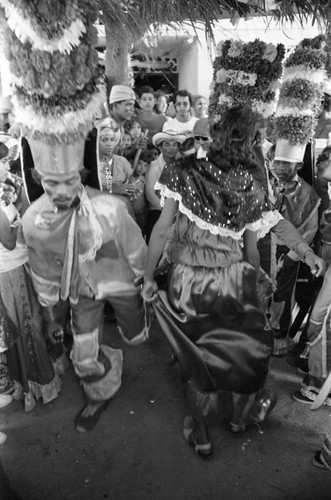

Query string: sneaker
[292,391,315,404]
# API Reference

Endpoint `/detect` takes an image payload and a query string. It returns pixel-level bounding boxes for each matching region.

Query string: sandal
[182,415,212,457]
[312,451,331,471]
[75,400,109,433]
[230,388,277,434]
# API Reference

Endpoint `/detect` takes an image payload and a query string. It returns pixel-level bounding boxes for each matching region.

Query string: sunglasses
[194,136,209,141]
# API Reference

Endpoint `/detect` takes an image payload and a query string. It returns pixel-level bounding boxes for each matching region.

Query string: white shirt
[163,116,198,134]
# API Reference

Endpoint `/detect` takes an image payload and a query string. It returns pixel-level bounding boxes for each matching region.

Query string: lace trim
[12,374,62,410]
[156,182,282,240]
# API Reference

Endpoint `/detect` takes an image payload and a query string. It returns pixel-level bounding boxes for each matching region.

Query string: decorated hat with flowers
[274,34,328,162]
[208,39,285,129]
[0,0,105,175]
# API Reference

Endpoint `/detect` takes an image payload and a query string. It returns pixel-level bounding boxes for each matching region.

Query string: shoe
[292,390,331,407]
[251,388,278,423]
[75,400,109,433]
[182,415,212,457]
[0,394,13,408]
[312,451,330,471]
[292,391,315,404]
[230,388,277,434]
[229,421,246,434]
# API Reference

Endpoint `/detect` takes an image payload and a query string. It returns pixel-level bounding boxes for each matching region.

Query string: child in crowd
[137,86,168,142]
[154,90,168,116]
[266,144,320,356]
[144,145,159,163]
[130,154,149,231]
[122,131,133,152]
[125,119,143,148]
[123,119,147,162]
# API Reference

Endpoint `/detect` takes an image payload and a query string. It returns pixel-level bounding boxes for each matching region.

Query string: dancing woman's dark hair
[208,106,262,173]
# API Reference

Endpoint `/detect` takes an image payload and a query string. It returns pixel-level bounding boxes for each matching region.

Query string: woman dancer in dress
[141,106,280,457]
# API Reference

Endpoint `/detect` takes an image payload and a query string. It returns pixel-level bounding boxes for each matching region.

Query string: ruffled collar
[155,157,279,240]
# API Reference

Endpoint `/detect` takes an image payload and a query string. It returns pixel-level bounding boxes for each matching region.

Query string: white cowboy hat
[152,129,187,147]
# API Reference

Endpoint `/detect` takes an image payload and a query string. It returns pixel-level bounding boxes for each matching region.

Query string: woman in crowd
[97,120,139,216]
[141,106,280,457]
[192,95,208,119]
[0,142,62,411]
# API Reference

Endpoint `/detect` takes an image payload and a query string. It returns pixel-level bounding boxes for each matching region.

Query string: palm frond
[99,0,331,30]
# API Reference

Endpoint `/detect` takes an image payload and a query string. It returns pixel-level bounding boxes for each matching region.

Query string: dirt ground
[1,317,331,500]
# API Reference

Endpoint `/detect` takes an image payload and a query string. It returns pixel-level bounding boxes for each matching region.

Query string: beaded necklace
[102,157,113,193]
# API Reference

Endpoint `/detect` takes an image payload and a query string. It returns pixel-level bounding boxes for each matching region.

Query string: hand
[0,184,16,206]
[113,183,138,196]
[137,137,148,150]
[46,320,64,345]
[305,252,326,277]
[141,279,158,303]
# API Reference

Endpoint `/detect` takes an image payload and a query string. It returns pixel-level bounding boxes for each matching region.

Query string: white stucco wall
[178,36,213,99]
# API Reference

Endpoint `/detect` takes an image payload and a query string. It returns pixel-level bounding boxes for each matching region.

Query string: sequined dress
[153,157,280,413]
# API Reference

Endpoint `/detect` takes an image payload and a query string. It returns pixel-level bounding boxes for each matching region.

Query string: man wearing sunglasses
[193,118,210,158]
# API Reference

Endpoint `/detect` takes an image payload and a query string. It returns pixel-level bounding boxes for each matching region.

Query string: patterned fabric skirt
[0,264,62,409]
[153,261,273,417]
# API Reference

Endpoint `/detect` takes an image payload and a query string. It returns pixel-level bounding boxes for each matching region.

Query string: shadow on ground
[1,318,331,500]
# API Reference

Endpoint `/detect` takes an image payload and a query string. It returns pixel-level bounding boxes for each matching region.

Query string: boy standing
[137,86,168,142]
[268,148,320,355]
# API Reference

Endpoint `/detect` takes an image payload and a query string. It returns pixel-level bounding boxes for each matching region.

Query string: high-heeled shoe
[230,388,277,434]
[246,387,278,424]
[182,415,212,457]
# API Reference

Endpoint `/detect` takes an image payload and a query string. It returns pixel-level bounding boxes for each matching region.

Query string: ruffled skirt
[153,261,273,415]
[0,265,62,410]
